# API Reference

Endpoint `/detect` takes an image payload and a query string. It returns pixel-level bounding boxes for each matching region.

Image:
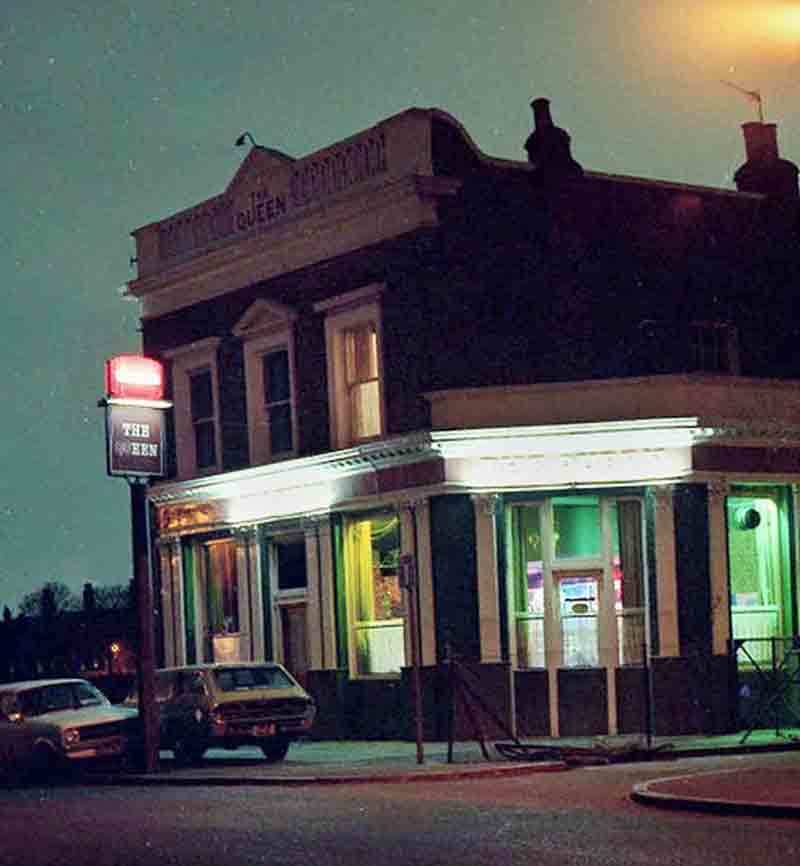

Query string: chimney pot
[531,98,552,131]
[742,122,779,163]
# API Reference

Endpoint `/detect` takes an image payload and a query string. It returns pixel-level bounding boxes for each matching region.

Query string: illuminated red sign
[105,355,164,402]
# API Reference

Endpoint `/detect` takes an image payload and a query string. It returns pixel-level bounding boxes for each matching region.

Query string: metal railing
[731,635,800,743]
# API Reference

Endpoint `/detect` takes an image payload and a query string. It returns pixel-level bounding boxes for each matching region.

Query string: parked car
[0,678,139,779]
[126,662,316,764]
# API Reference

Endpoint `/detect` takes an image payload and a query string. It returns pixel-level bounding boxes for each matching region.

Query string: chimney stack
[524,97,583,185]
[734,121,798,199]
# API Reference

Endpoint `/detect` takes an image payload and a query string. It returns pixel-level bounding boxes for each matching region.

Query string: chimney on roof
[524,97,583,184]
[734,121,798,199]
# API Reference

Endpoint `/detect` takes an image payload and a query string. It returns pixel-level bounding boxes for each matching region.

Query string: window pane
[206,540,238,634]
[195,420,216,468]
[614,501,645,665]
[276,539,307,591]
[344,514,404,676]
[263,350,290,403]
[350,380,380,439]
[558,571,599,667]
[269,402,293,453]
[511,506,544,668]
[190,370,214,420]
[344,324,377,384]
[553,496,600,558]
[728,495,783,666]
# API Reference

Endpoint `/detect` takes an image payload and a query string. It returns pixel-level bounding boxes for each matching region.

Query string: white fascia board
[429,417,713,459]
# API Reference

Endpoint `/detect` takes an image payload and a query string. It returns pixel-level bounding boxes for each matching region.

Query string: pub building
[123,97,800,739]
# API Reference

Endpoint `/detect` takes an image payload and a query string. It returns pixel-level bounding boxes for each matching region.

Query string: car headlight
[62,728,80,748]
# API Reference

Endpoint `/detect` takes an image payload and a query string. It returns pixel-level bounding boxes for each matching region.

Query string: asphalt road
[1,752,798,866]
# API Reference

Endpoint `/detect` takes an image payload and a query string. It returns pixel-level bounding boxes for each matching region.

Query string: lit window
[612,501,645,666]
[316,284,385,449]
[204,539,239,635]
[728,491,791,667]
[344,323,381,441]
[508,496,646,671]
[510,505,545,668]
[344,514,404,677]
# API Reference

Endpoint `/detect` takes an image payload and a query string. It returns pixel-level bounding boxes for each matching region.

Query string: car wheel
[260,738,289,763]
[31,743,64,781]
[172,735,205,766]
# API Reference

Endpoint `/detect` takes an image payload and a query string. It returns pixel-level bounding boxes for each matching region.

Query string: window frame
[164,338,222,479]
[689,321,741,374]
[316,284,386,450]
[342,510,405,680]
[507,494,648,672]
[234,300,299,466]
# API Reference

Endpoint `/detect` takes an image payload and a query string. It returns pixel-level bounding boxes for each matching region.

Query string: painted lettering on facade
[157,129,388,262]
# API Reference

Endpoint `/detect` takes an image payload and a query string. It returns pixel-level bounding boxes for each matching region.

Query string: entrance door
[280,603,309,687]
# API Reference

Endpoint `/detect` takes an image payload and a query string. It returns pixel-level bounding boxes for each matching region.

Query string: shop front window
[554,496,601,559]
[344,514,404,677]
[509,495,646,671]
[728,491,792,666]
[204,539,240,662]
[510,505,545,668]
[613,500,646,665]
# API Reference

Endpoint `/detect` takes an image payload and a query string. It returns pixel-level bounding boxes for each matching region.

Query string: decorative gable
[232,299,297,339]
[226,146,295,196]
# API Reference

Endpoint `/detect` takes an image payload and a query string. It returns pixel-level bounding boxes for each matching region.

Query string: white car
[0,678,139,779]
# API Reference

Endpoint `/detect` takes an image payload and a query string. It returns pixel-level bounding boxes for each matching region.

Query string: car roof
[0,678,89,694]
[156,662,284,674]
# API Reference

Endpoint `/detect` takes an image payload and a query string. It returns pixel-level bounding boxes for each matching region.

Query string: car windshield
[18,682,108,716]
[213,666,295,692]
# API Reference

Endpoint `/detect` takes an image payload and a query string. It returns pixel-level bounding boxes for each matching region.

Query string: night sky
[2,1,799,613]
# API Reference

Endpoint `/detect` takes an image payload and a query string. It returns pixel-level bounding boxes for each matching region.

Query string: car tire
[260,738,289,763]
[31,743,63,781]
[172,735,205,766]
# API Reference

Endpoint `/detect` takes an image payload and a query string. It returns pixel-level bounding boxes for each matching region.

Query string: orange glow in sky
[732,2,800,43]
[638,3,800,95]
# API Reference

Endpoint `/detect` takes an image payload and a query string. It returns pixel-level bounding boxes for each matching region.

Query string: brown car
[127,662,316,764]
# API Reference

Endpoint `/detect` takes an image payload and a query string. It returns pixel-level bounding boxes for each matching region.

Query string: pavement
[109,728,800,817]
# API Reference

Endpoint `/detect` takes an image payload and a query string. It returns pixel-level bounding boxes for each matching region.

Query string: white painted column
[233,528,265,662]
[541,503,560,737]
[707,481,731,657]
[317,518,337,670]
[157,539,176,667]
[234,530,253,661]
[600,500,619,735]
[304,521,323,671]
[654,486,680,657]
[303,516,336,671]
[471,494,502,664]
[400,499,436,668]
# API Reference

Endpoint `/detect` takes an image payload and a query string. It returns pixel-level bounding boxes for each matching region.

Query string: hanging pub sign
[106,403,166,477]
[102,354,171,479]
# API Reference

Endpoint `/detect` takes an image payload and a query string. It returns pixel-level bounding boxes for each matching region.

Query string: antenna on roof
[721,80,764,123]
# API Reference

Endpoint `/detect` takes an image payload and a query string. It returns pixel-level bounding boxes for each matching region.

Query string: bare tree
[17,581,80,617]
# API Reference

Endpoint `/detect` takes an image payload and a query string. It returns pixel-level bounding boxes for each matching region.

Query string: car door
[0,693,34,769]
